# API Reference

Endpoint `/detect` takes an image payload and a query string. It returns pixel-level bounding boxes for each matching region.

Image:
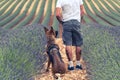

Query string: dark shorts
[62,19,83,46]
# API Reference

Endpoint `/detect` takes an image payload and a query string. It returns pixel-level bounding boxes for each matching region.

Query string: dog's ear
[50,26,54,31]
[50,27,58,37]
[50,26,55,34]
[44,27,48,33]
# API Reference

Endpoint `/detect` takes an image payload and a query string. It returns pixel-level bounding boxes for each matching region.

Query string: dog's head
[44,27,58,43]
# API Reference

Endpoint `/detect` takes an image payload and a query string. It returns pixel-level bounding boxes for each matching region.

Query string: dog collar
[47,44,59,54]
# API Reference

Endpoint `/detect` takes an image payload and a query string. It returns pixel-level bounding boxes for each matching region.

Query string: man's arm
[80,4,85,16]
[80,4,85,21]
[56,7,63,24]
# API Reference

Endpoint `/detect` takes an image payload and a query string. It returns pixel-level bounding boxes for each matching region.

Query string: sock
[76,61,81,66]
[69,61,74,67]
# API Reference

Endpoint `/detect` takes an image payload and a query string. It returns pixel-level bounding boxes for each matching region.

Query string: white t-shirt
[56,0,83,22]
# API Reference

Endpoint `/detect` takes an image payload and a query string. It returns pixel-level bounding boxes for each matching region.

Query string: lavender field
[0,0,120,80]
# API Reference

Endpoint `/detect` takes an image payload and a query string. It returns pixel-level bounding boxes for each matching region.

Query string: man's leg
[76,46,82,61]
[71,20,83,69]
[65,45,74,70]
[62,20,75,70]
[76,46,82,69]
[66,46,73,61]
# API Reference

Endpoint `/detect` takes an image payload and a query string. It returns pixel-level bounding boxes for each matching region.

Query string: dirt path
[34,38,88,80]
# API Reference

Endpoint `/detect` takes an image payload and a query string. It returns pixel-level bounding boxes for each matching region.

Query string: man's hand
[56,7,63,24]
[80,4,85,23]
[81,16,84,21]
[81,11,85,21]
[80,4,85,15]
[81,10,85,17]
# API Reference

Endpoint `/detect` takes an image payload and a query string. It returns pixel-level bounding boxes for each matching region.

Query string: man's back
[56,0,83,22]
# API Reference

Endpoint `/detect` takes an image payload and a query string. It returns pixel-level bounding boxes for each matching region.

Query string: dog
[44,26,66,79]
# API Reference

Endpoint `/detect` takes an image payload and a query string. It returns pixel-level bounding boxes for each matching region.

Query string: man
[56,0,85,70]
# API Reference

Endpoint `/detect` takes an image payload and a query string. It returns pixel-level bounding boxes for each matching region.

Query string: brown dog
[44,27,66,79]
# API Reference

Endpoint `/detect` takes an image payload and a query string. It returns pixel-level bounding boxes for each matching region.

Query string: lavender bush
[81,24,120,80]
[0,24,47,80]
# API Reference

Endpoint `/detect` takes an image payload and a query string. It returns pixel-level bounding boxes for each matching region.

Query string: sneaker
[76,65,82,70]
[68,66,74,70]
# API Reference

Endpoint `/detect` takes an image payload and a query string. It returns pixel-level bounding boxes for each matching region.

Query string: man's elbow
[56,8,61,17]
[80,5,84,10]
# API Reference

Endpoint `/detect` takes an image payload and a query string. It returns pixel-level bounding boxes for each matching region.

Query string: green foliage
[52,14,59,31]
[0,0,20,21]
[83,0,110,26]
[89,0,120,26]
[41,0,52,26]
[15,0,38,28]
[32,0,46,24]
[3,0,27,29]
[0,47,35,80]
[0,0,13,15]
[100,0,120,17]
[83,15,92,24]
[0,0,9,10]
[94,0,120,22]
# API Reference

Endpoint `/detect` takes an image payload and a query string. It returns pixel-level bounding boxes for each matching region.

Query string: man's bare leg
[65,46,74,70]
[76,46,82,61]
[76,46,82,69]
[66,46,73,61]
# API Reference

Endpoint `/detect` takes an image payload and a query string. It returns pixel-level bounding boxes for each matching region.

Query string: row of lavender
[0,24,47,80]
[82,24,120,80]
